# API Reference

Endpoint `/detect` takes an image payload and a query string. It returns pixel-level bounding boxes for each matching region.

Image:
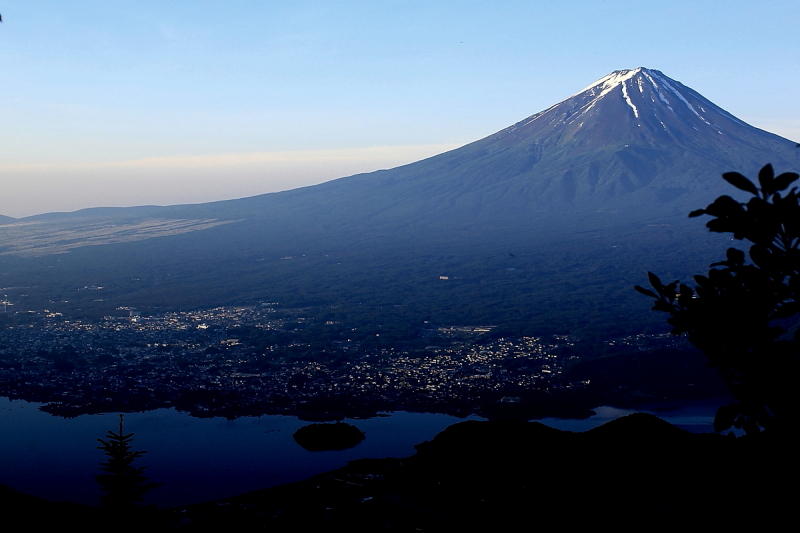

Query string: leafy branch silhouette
[636,164,800,435]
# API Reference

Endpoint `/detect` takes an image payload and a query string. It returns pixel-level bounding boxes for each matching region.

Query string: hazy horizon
[0,142,462,218]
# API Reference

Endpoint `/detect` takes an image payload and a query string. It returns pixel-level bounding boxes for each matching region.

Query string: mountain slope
[0,68,797,334]
[191,67,798,223]
[7,68,797,246]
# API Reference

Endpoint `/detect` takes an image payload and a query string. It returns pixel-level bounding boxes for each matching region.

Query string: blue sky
[2,1,799,217]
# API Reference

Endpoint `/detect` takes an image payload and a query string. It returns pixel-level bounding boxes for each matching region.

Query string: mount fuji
[1,68,798,334]
[463,67,798,213]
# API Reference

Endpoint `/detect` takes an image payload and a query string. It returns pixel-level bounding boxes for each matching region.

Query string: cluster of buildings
[0,305,674,419]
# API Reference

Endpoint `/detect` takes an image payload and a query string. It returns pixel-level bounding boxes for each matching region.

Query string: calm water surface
[0,398,719,508]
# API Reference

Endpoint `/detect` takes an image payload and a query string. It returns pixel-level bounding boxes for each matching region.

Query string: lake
[0,398,719,508]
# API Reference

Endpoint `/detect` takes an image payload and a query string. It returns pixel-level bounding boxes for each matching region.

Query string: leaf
[758,164,775,194]
[726,247,745,265]
[749,244,772,268]
[647,272,663,291]
[772,172,800,192]
[722,172,758,195]
[714,405,737,433]
[688,209,706,218]
[634,285,657,298]
[704,195,744,218]
[663,281,679,302]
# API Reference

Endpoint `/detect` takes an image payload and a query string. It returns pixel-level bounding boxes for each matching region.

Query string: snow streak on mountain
[505,67,753,146]
[453,67,799,213]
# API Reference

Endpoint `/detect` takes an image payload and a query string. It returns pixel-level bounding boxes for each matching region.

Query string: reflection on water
[0,398,721,507]
[540,401,720,433]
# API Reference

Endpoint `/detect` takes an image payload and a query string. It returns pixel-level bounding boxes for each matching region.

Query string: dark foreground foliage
[4,414,794,531]
[638,164,800,435]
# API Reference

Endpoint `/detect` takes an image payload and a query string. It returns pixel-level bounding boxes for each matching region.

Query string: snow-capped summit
[504,67,755,147]
[559,67,746,135]
[571,67,646,100]
[456,67,799,213]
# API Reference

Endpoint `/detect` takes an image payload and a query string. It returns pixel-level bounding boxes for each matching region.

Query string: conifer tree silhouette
[96,414,159,507]
[637,164,800,436]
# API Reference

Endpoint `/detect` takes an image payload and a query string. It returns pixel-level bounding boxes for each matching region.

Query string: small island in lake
[293,422,366,452]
